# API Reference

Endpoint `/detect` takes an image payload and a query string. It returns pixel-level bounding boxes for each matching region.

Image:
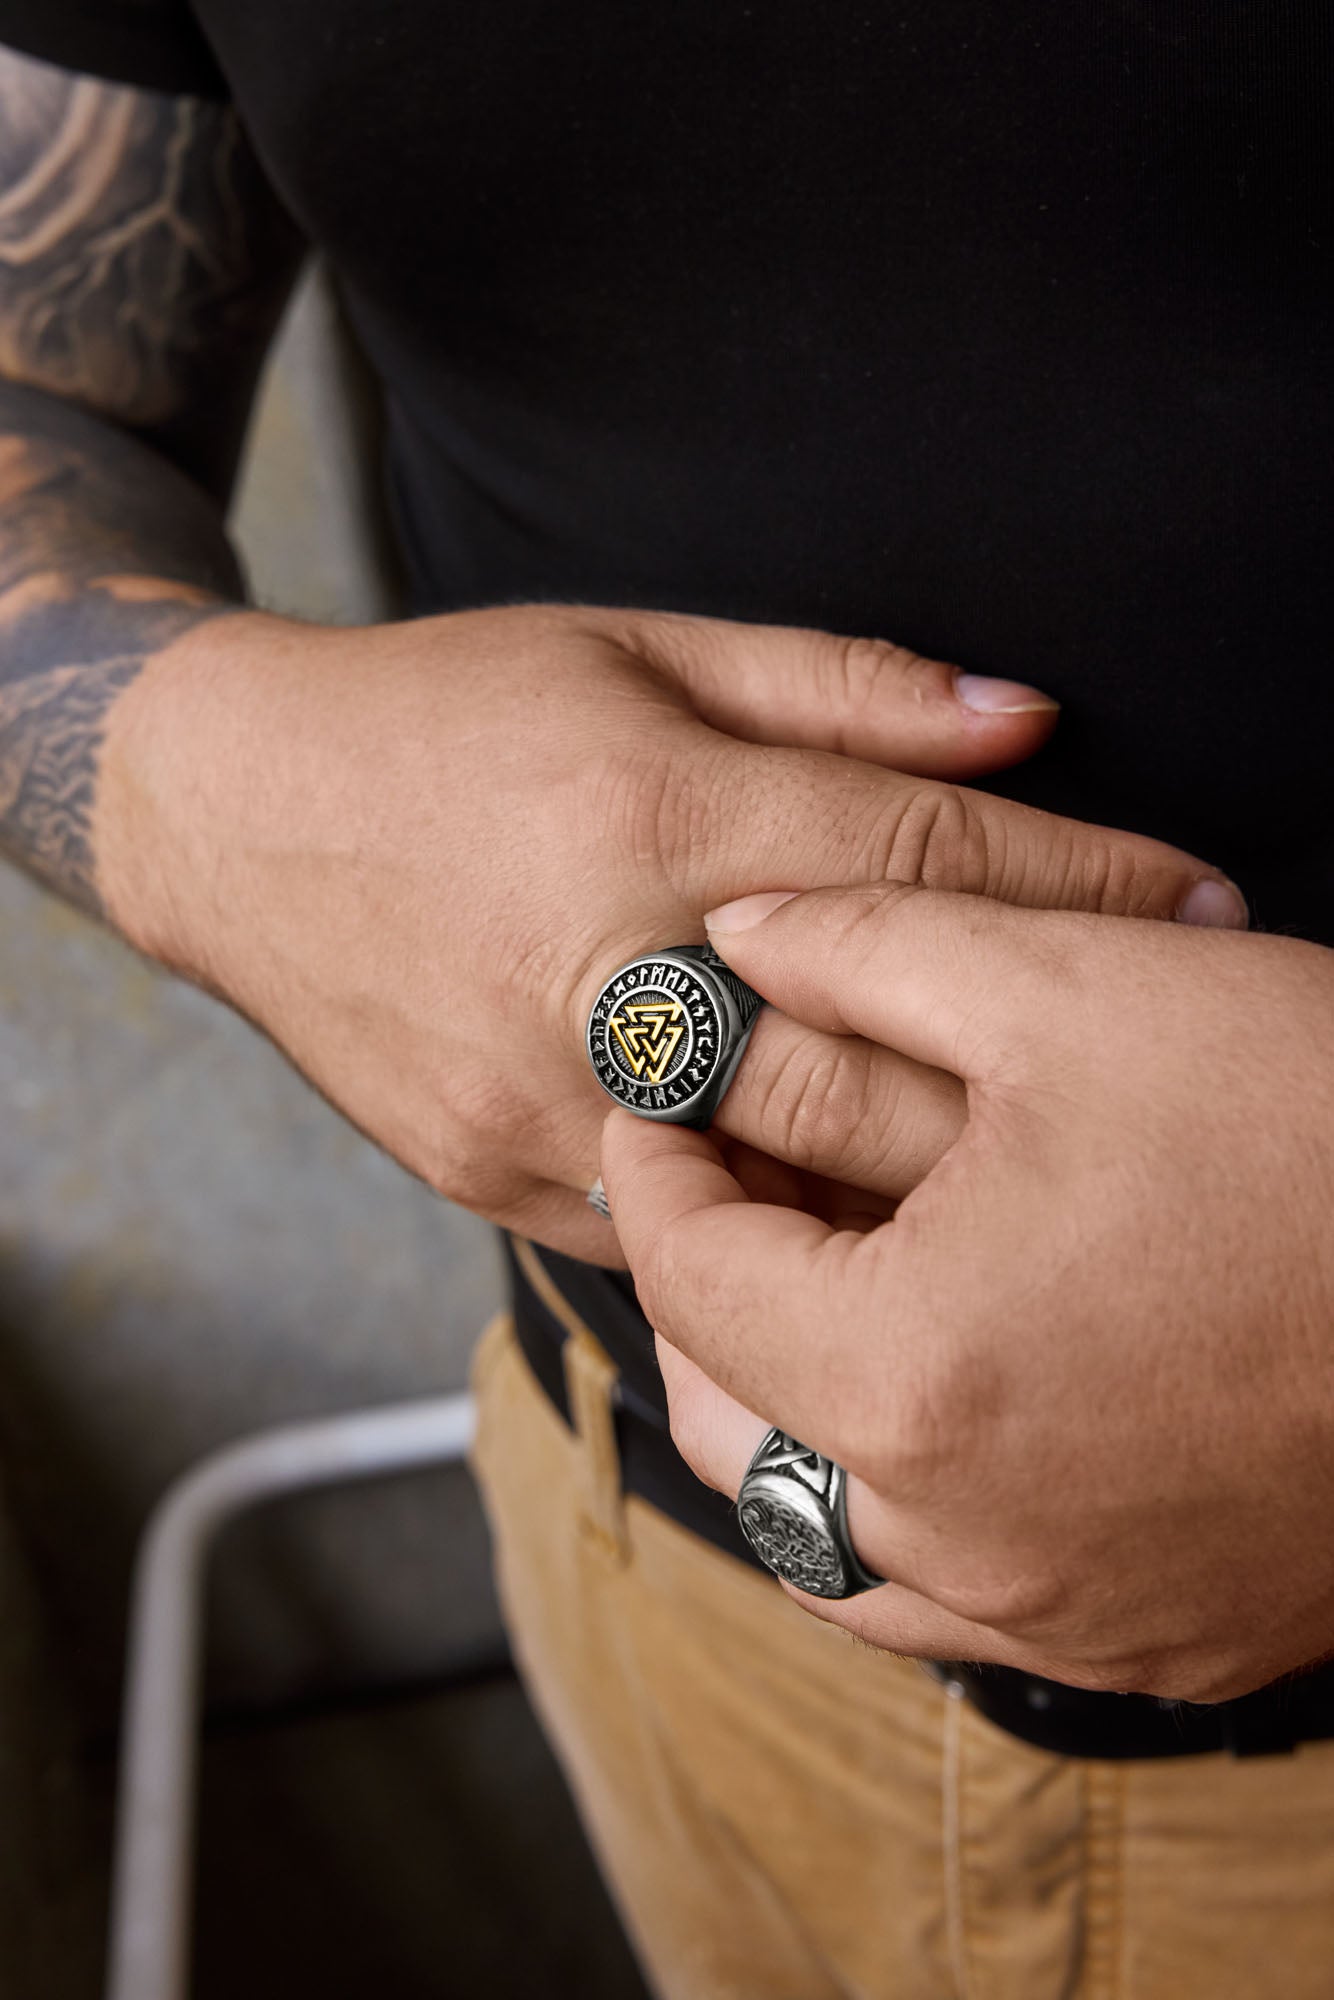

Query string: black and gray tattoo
[0,46,303,915]
[0,590,220,912]
[0,47,301,491]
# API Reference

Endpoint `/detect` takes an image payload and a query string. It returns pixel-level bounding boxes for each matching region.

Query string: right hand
[97,601,1243,1259]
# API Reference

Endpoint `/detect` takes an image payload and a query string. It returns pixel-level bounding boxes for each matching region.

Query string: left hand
[602,884,1334,1701]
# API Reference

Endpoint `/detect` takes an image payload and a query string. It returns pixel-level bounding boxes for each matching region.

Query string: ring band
[586,943,762,1129]
[738,1427,886,1598]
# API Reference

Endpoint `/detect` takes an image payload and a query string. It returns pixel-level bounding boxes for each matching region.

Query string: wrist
[96,604,334,984]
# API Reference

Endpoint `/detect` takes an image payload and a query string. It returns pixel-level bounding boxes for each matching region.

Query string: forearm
[0,45,304,919]
[0,377,245,915]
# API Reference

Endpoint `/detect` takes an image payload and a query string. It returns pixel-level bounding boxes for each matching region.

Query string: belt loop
[562,1326,631,1566]
[508,1236,631,1566]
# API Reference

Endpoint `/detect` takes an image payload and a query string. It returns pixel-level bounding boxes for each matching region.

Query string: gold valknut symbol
[609,996,687,1086]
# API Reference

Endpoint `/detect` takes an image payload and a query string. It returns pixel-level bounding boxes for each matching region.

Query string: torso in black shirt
[5,0,1332,1414]
[197,1,1331,931]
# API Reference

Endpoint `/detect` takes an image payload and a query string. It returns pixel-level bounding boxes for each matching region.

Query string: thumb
[630,610,1060,780]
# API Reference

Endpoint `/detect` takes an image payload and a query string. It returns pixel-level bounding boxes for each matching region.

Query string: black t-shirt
[4,1,1332,1423]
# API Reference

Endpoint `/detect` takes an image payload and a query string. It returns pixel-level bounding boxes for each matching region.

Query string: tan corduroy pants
[471,1311,1334,2000]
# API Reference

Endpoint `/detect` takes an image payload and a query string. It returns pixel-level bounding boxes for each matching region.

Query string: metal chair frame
[104,1393,476,2000]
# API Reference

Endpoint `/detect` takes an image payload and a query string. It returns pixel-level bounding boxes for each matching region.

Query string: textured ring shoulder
[586,943,763,1129]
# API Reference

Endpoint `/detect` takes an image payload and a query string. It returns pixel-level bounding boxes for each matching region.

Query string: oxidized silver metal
[738,1427,885,1599]
[586,944,762,1129]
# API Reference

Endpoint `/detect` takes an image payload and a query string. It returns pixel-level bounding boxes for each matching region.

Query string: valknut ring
[585,943,763,1129]
[738,1428,886,1599]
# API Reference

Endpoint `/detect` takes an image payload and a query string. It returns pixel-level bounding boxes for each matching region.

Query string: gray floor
[0,271,649,1998]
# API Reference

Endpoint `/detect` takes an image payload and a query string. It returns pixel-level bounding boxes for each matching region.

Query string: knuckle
[1089,836,1178,919]
[829,636,939,730]
[858,1325,1005,1502]
[586,720,715,881]
[1025,819,1122,916]
[1035,821,1182,922]
[586,737,678,873]
[508,913,590,1017]
[1142,1657,1260,1704]
[858,1353,961,1499]
[929,1560,1071,1635]
[1022,1638,1238,1701]
[877,782,993,891]
[613,605,714,686]
[1053,827,1116,913]
[426,1071,526,1211]
[1047,1650,1171,1698]
[431,1151,516,1216]
[746,1031,876,1174]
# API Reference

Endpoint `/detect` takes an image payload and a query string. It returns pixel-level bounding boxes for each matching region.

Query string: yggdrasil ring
[737,1427,886,1599]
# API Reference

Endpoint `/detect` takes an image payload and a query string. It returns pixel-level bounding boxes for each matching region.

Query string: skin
[603,885,1334,1703]
[0,47,1242,1266]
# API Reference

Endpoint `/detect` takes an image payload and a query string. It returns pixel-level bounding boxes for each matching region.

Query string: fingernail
[1177,879,1249,930]
[955,671,1060,715]
[586,1178,612,1220]
[704,890,800,934]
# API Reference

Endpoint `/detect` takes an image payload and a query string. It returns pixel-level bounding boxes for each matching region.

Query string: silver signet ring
[586,943,762,1129]
[738,1428,886,1599]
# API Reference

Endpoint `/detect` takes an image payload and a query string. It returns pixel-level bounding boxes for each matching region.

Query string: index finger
[601,1107,878,1452]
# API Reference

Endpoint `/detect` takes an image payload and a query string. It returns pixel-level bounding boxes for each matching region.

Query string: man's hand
[98,603,1238,1260]
[603,885,1334,1699]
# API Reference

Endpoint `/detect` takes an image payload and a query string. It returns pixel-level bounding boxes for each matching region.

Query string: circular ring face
[587,953,725,1118]
[737,1429,884,1598]
[737,1490,850,1598]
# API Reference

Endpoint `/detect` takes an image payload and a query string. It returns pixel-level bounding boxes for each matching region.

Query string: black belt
[507,1236,1334,1762]
[924,1658,1334,1761]
[506,1234,764,1570]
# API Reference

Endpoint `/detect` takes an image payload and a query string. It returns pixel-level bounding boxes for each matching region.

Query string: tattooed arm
[0,44,302,913]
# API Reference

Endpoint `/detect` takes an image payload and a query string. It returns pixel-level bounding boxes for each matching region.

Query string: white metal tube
[105,1393,476,2000]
